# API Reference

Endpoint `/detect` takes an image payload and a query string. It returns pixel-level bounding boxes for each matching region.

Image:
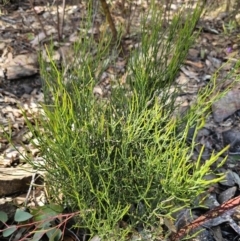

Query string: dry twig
[99,0,118,42]
[170,196,240,241]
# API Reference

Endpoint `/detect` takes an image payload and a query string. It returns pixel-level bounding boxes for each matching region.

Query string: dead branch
[99,0,118,42]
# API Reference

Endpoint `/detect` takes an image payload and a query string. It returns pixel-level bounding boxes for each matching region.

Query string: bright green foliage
[23,1,237,240]
[129,1,201,108]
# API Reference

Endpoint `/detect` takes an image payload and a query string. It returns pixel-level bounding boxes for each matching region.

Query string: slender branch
[59,0,66,40]
[99,0,118,42]
[29,0,47,37]
[56,1,60,41]
[170,196,240,241]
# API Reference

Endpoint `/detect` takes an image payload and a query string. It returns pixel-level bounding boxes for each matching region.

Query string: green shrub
[25,1,233,240]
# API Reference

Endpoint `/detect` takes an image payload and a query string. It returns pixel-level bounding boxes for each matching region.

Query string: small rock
[218,186,237,204]
[222,130,240,153]
[212,88,240,122]
[175,209,198,230]
[201,193,220,209]
[90,235,101,241]
[93,86,103,96]
[219,170,240,187]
